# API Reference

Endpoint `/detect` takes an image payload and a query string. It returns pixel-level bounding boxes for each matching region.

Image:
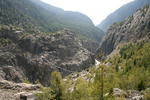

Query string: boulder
[132,95,144,100]
[113,88,126,97]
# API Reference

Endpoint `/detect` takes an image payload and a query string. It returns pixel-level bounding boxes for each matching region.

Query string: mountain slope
[34,5,150,100]
[96,5,150,57]
[59,40,150,100]
[98,0,150,31]
[44,5,150,100]
[0,26,95,86]
[0,0,104,42]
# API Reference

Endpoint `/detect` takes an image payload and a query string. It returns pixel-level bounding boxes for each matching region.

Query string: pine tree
[51,71,64,100]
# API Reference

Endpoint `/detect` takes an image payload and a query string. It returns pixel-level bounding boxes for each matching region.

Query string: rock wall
[0,26,95,86]
[96,5,150,58]
[98,0,150,31]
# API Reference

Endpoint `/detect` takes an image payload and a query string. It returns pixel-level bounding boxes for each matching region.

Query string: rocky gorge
[0,26,95,86]
[0,0,150,99]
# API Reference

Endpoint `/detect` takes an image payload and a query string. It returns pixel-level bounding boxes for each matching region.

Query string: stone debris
[0,80,41,100]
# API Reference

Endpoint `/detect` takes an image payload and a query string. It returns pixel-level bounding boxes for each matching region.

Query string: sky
[41,0,134,25]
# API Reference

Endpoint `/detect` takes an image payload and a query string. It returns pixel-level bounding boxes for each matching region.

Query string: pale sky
[41,0,134,25]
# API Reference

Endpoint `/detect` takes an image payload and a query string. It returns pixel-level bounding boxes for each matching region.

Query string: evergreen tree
[51,71,64,100]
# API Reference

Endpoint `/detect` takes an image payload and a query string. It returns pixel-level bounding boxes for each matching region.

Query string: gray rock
[0,80,41,100]
[20,92,35,100]
[113,88,126,97]
[96,5,150,57]
[0,80,41,91]
[113,88,145,100]
[132,95,144,100]
[0,66,25,83]
[0,27,95,86]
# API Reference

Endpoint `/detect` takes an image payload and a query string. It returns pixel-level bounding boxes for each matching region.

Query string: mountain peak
[96,5,150,57]
[98,0,150,32]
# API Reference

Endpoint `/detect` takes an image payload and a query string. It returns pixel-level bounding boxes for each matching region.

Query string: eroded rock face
[0,27,95,86]
[96,5,150,57]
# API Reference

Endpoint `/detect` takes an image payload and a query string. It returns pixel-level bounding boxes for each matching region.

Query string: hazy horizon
[41,0,134,25]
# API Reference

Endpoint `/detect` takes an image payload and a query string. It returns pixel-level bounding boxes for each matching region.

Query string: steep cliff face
[0,26,95,86]
[96,5,150,57]
[98,0,150,31]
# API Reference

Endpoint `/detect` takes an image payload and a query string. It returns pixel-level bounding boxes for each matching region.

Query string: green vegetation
[0,0,104,41]
[107,41,150,90]
[23,78,30,84]
[37,41,150,100]
[114,21,124,26]
[0,38,12,46]
[36,71,66,100]
[140,5,150,14]
[36,87,54,100]
[144,89,150,100]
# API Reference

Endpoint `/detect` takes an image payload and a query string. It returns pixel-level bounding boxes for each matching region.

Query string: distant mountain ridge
[0,0,104,42]
[96,5,150,57]
[98,0,150,31]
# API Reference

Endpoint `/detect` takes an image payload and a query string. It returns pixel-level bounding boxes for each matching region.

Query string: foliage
[0,38,12,46]
[50,71,65,100]
[37,71,66,100]
[108,41,150,90]
[144,89,150,100]
[36,41,150,99]
[36,87,54,100]
[70,78,93,100]
[23,78,30,84]
[0,0,104,41]
[64,41,150,99]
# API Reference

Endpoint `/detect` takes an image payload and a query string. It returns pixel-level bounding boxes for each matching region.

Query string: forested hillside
[0,0,104,41]
[36,40,150,100]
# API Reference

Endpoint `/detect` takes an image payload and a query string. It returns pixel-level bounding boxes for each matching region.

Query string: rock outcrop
[96,5,150,57]
[113,88,144,100]
[0,0,104,44]
[98,0,150,31]
[0,26,95,86]
[0,80,41,100]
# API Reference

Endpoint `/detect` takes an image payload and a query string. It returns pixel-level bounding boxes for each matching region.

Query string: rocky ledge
[0,80,41,100]
[0,26,95,86]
